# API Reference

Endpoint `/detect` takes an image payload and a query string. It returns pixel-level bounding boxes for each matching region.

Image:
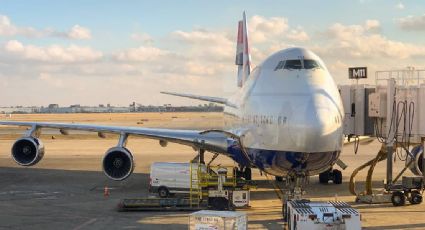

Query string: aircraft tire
[244,168,252,181]
[319,170,330,184]
[333,169,342,184]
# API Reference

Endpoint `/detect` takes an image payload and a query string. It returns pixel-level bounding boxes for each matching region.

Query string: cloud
[39,72,64,87]
[112,43,224,76]
[0,15,40,37]
[397,14,425,31]
[0,14,92,40]
[113,46,170,62]
[172,29,232,46]
[247,15,310,51]
[310,19,425,85]
[4,39,24,52]
[3,40,103,63]
[364,19,380,32]
[3,14,425,107]
[249,15,289,43]
[286,27,310,42]
[395,2,405,10]
[171,29,234,61]
[319,20,425,59]
[67,25,92,40]
[131,32,154,45]
[184,61,218,75]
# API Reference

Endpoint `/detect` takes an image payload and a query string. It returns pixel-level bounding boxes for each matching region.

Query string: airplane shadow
[251,178,385,200]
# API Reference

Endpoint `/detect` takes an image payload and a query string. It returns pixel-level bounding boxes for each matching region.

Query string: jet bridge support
[343,69,425,206]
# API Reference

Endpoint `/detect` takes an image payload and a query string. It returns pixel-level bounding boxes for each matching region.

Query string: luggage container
[285,200,361,230]
[189,210,247,230]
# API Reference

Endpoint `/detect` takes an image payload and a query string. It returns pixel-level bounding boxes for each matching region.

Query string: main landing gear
[243,168,252,181]
[319,168,342,184]
[236,167,252,181]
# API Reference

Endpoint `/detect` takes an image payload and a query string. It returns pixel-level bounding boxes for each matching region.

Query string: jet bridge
[339,68,425,206]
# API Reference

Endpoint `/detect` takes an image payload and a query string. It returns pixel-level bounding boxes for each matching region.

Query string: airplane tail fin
[235,11,251,87]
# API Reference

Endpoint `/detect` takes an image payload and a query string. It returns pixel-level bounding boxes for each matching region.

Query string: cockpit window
[284,60,302,69]
[304,59,321,69]
[274,59,323,71]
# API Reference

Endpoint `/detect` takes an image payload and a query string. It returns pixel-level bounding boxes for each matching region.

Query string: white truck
[285,200,361,230]
[149,162,206,198]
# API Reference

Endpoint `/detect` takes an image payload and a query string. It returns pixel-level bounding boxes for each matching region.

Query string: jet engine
[11,137,45,166]
[102,147,134,181]
[406,145,424,176]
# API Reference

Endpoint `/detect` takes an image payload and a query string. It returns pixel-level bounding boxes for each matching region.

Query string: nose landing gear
[280,172,308,221]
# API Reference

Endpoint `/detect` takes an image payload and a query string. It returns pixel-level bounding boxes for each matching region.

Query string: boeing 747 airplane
[0,13,345,206]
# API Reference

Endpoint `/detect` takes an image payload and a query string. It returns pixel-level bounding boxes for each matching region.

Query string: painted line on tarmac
[72,218,97,230]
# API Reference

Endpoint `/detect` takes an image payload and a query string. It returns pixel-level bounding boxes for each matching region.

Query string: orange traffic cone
[104,186,110,197]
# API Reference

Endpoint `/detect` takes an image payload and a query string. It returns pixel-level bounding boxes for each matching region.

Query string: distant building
[0,107,38,114]
[48,104,59,109]
[0,103,223,114]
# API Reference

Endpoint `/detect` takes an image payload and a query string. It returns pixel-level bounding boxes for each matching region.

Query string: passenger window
[304,59,321,69]
[284,60,302,70]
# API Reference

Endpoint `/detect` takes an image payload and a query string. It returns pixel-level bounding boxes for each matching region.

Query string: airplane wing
[161,91,236,108]
[0,121,234,180]
[0,121,229,153]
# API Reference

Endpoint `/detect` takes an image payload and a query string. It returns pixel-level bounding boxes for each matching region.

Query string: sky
[0,0,425,107]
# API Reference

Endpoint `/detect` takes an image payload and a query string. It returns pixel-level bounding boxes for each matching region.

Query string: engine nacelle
[407,145,424,176]
[11,137,45,166]
[102,147,134,181]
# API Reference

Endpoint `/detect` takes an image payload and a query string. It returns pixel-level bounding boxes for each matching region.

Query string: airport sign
[349,67,367,79]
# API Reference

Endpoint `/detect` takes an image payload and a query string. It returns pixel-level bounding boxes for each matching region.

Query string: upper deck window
[284,60,302,70]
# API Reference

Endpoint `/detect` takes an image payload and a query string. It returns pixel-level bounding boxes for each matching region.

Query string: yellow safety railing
[199,165,238,188]
[189,161,202,207]
[189,160,254,207]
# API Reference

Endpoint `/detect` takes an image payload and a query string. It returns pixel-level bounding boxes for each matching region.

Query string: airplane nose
[314,107,339,136]
[288,95,342,152]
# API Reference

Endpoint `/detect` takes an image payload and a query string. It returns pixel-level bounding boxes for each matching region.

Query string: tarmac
[0,113,424,229]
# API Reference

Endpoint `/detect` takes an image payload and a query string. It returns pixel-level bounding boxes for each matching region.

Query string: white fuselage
[223,48,344,176]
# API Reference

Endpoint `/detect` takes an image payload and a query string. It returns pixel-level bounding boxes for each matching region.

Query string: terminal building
[0,103,223,114]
